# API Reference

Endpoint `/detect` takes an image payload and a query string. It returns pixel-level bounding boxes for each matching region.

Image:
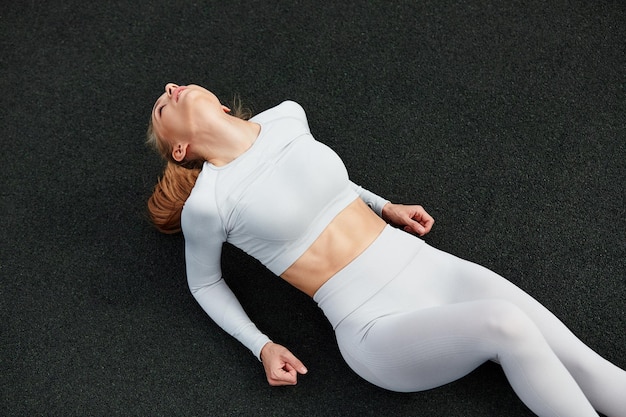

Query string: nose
[165,83,179,97]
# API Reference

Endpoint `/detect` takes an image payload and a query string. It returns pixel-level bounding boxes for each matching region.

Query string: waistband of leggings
[313,225,424,329]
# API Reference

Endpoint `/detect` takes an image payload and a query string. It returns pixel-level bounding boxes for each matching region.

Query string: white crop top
[181,101,389,359]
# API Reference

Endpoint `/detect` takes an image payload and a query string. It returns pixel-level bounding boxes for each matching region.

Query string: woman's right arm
[183,205,307,385]
[187,257,272,360]
[183,205,271,360]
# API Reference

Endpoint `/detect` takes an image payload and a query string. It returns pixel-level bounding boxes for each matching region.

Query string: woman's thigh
[336,243,626,415]
[407,245,595,360]
[336,243,601,388]
[337,298,543,392]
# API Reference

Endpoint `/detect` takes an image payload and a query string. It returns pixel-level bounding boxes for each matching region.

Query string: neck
[197,116,261,167]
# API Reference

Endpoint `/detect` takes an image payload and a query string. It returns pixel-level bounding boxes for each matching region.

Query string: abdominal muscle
[280,198,387,297]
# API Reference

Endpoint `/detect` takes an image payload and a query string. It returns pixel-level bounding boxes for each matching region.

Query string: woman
[147,83,625,417]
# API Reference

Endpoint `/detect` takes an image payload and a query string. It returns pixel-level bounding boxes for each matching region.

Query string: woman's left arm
[349,181,434,236]
[381,202,434,236]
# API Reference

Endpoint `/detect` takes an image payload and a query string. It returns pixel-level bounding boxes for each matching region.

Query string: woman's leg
[343,298,598,417]
[337,243,625,416]
[415,245,626,417]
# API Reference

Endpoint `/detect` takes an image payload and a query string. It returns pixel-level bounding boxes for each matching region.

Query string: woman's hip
[313,225,425,329]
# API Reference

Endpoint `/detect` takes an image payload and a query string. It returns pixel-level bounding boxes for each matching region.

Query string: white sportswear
[181,101,388,359]
[180,101,626,417]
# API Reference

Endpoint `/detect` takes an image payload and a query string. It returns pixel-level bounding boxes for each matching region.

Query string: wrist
[381,202,394,221]
[260,341,274,362]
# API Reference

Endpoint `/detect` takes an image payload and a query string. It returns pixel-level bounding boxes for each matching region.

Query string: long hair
[147,162,201,234]
[146,95,252,233]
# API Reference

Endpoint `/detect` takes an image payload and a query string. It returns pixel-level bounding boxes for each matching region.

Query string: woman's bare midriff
[280,198,387,297]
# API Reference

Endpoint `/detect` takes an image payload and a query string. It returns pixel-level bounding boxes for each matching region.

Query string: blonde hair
[146,96,252,233]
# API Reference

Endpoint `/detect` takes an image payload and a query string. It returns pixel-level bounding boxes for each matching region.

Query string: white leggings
[314,226,626,417]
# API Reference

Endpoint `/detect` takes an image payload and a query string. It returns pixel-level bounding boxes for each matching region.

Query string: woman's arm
[187,235,308,386]
[188,271,272,359]
[349,180,434,236]
[183,202,272,359]
[349,181,390,216]
[183,205,307,385]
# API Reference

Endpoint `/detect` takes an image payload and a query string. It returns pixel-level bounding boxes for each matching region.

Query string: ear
[222,105,231,113]
[171,143,189,162]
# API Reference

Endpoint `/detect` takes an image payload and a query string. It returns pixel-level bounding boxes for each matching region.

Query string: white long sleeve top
[181,101,389,359]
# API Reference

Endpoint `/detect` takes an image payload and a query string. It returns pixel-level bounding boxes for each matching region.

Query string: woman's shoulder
[182,167,218,219]
[251,100,307,124]
[180,168,227,240]
[277,100,306,114]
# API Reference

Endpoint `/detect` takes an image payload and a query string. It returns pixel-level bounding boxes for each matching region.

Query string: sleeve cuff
[349,181,390,217]
[251,335,273,361]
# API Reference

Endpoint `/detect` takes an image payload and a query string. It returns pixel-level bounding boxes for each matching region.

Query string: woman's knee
[483,300,543,344]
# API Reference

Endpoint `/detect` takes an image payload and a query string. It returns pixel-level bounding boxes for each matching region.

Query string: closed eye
[158,104,165,116]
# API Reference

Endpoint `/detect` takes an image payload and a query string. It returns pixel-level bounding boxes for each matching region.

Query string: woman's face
[151,83,227,147]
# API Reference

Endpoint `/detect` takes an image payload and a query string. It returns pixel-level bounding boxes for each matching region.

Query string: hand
[260,342,308,386]
[382,203,434,236]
